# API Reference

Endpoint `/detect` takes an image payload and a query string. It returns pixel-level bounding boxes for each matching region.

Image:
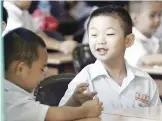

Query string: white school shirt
[59,60,161,113]
[125,27,160,67]
[2,1,37,36]
[5,79,49,121]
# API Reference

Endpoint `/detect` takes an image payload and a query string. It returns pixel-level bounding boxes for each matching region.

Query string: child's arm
[59,68,96,106]
[36,31,77,53]
[64,83,97,107]
[45,98,103,121]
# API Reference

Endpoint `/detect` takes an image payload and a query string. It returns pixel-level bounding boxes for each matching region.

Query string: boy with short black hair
[60,6,161,113]
[4,27,103,121]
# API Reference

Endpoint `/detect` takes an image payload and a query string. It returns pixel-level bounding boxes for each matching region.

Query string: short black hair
[3,28,46,71]
[2,6,8,23]
[87,5,133,36]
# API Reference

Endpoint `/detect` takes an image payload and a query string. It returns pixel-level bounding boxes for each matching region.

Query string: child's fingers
[99,101,103,107]
[88,92,97,99]
[94,96,99,103]
[79,87,88,93]
[100,106,103,111]
[77,83,89,88]
[75,83,89,93]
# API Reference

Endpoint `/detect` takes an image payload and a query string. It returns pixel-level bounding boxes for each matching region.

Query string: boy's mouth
[96,48,108,55]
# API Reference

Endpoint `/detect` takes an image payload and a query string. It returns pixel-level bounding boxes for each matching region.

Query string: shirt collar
[5,79,35,98]
[90,60,149,81]
[133,27,159,42]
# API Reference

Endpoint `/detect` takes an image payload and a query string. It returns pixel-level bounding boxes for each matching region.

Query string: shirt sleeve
[59,67,89,106]
[6,92,49,121]
[149,78,162,106]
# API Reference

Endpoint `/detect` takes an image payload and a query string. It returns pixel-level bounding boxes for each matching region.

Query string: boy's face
[88,16,128,63]
[20,47,47,92]
[134,2,162,37]
[1,21,6,33]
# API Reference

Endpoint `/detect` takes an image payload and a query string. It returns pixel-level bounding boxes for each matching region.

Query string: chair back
[34,73,76,106]
[73,44,96,73]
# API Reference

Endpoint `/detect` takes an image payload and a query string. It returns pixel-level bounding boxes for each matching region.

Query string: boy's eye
[91,34,97,37]
[92,34,97,36]
[150,14,155,18]
[106,33,114,35]
[41,69,44,72]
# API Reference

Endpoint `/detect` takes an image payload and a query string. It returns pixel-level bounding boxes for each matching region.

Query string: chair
[34,73,76,106]
[73,44,96,73]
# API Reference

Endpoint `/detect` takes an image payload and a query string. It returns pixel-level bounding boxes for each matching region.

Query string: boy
[59,6,161,113]
[2,6,8,32]
[4,28,103,121]
[125,1,162,67]
[3,0,77,54]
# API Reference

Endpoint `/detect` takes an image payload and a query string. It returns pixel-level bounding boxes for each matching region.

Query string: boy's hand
[72,83,97,105]
[82,97,103,118]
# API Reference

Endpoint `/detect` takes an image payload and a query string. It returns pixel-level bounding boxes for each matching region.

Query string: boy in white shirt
[4,28,103,121]
[59,6,161,113]
[3,0,77,54]
[125,1,162,67]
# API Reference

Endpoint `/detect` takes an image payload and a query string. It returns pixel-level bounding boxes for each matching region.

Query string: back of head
[2,6,8,24]
[3,28,46,72]
[87,5,133,36]
[2,6,8,32]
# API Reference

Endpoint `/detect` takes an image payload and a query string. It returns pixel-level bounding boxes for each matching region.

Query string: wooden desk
[48,52,74,73]
[75,113,161,121]
[111,106,162,120]
[140,66,162,75]
[48,52,73,65]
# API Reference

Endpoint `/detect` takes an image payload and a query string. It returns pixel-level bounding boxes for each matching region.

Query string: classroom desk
[47,52,74,73]
[75,113,161,121]
[76,106,162,121]
[48,52,73,65]
[111,106,162,120]
[140,66,162,76]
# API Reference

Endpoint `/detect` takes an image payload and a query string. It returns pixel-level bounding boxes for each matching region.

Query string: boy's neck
[5,72,32,93]
[102,57,127,82]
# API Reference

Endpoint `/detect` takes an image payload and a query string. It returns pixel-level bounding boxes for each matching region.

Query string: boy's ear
[125,34,134,48]
[15,61,29,77]
[2,21,6,32]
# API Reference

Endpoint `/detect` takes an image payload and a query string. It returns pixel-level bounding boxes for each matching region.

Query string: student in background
[2,6,8,32]
[4,27,103,121]
[3,0,77,54]
[125,1,162,67]
[59,6,161,113]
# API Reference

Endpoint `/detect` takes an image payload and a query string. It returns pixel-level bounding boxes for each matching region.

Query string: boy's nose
[97,36,106,44]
